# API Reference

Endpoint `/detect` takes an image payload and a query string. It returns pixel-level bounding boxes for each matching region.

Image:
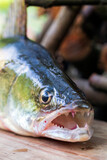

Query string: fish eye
[39,88,53,104]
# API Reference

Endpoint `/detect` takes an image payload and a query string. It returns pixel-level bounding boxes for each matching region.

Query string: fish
[0,36,94,142]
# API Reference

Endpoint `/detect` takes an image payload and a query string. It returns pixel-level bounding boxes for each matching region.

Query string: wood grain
[0,120,107,160]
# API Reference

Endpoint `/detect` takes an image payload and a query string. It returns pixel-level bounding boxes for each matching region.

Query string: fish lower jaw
[41,122,93,142]
[40,110,94,142]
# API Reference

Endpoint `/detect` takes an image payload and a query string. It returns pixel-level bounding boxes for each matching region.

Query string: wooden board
[0,120,107,160]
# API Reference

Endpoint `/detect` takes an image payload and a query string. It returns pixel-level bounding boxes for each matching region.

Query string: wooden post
[41,6,81,55]
[73,78,107,106]
[3,0,27,38]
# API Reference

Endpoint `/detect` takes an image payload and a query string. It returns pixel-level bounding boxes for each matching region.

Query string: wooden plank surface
[0,120,107,160]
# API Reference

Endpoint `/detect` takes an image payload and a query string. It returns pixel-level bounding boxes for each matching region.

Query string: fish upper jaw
[33,100,94,142]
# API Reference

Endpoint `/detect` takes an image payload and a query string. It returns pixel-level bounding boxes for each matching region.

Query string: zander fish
[0,36,94,142]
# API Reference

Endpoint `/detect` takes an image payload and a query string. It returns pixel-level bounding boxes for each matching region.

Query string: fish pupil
[42,95,49,103]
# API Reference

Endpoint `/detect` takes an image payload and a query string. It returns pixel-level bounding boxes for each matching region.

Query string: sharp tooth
[64,112,69,117]
[72,112,75,118]
[76,124,79,128]
[57,125,61,128]
[87,112,90,116]
[85,123,88,128]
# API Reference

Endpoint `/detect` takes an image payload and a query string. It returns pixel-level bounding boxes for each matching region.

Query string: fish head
[32,74,94,142]
[9,63,94,142]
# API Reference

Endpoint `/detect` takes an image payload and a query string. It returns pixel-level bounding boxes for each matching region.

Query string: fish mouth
[34,100,94,142]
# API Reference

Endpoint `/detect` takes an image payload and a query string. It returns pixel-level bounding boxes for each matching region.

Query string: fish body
[0,36,94,142]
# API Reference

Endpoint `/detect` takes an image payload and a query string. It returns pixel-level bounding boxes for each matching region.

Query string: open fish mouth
[34,100,94,142]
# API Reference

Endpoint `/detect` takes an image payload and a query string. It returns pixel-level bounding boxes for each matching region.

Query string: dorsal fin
[3,0,27,38]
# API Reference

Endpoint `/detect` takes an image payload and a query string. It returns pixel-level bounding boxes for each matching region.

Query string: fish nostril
[72,100,93,111]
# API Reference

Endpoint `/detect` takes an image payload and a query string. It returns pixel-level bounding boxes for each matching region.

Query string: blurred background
[0,0,107,121]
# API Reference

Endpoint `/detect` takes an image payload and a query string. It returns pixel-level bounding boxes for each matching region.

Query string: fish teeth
[53,123,64,129]
[85,123,88,128]
[76,124,79,128]
[56,125,61,128]
[72,112,75,118]
[64,112,69,117]
[53,124,60,128]
[87,112,90,116]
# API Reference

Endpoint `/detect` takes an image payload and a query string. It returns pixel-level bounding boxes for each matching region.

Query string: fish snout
[71,100,93,112]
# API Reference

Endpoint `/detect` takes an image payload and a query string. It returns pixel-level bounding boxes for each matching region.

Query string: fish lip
[34,100,94,141]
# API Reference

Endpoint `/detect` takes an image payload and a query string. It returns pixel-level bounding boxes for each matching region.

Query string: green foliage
[0,0,13,10]
[27,7,49,37]
[0,0,13,37]
[0,3,48,39]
